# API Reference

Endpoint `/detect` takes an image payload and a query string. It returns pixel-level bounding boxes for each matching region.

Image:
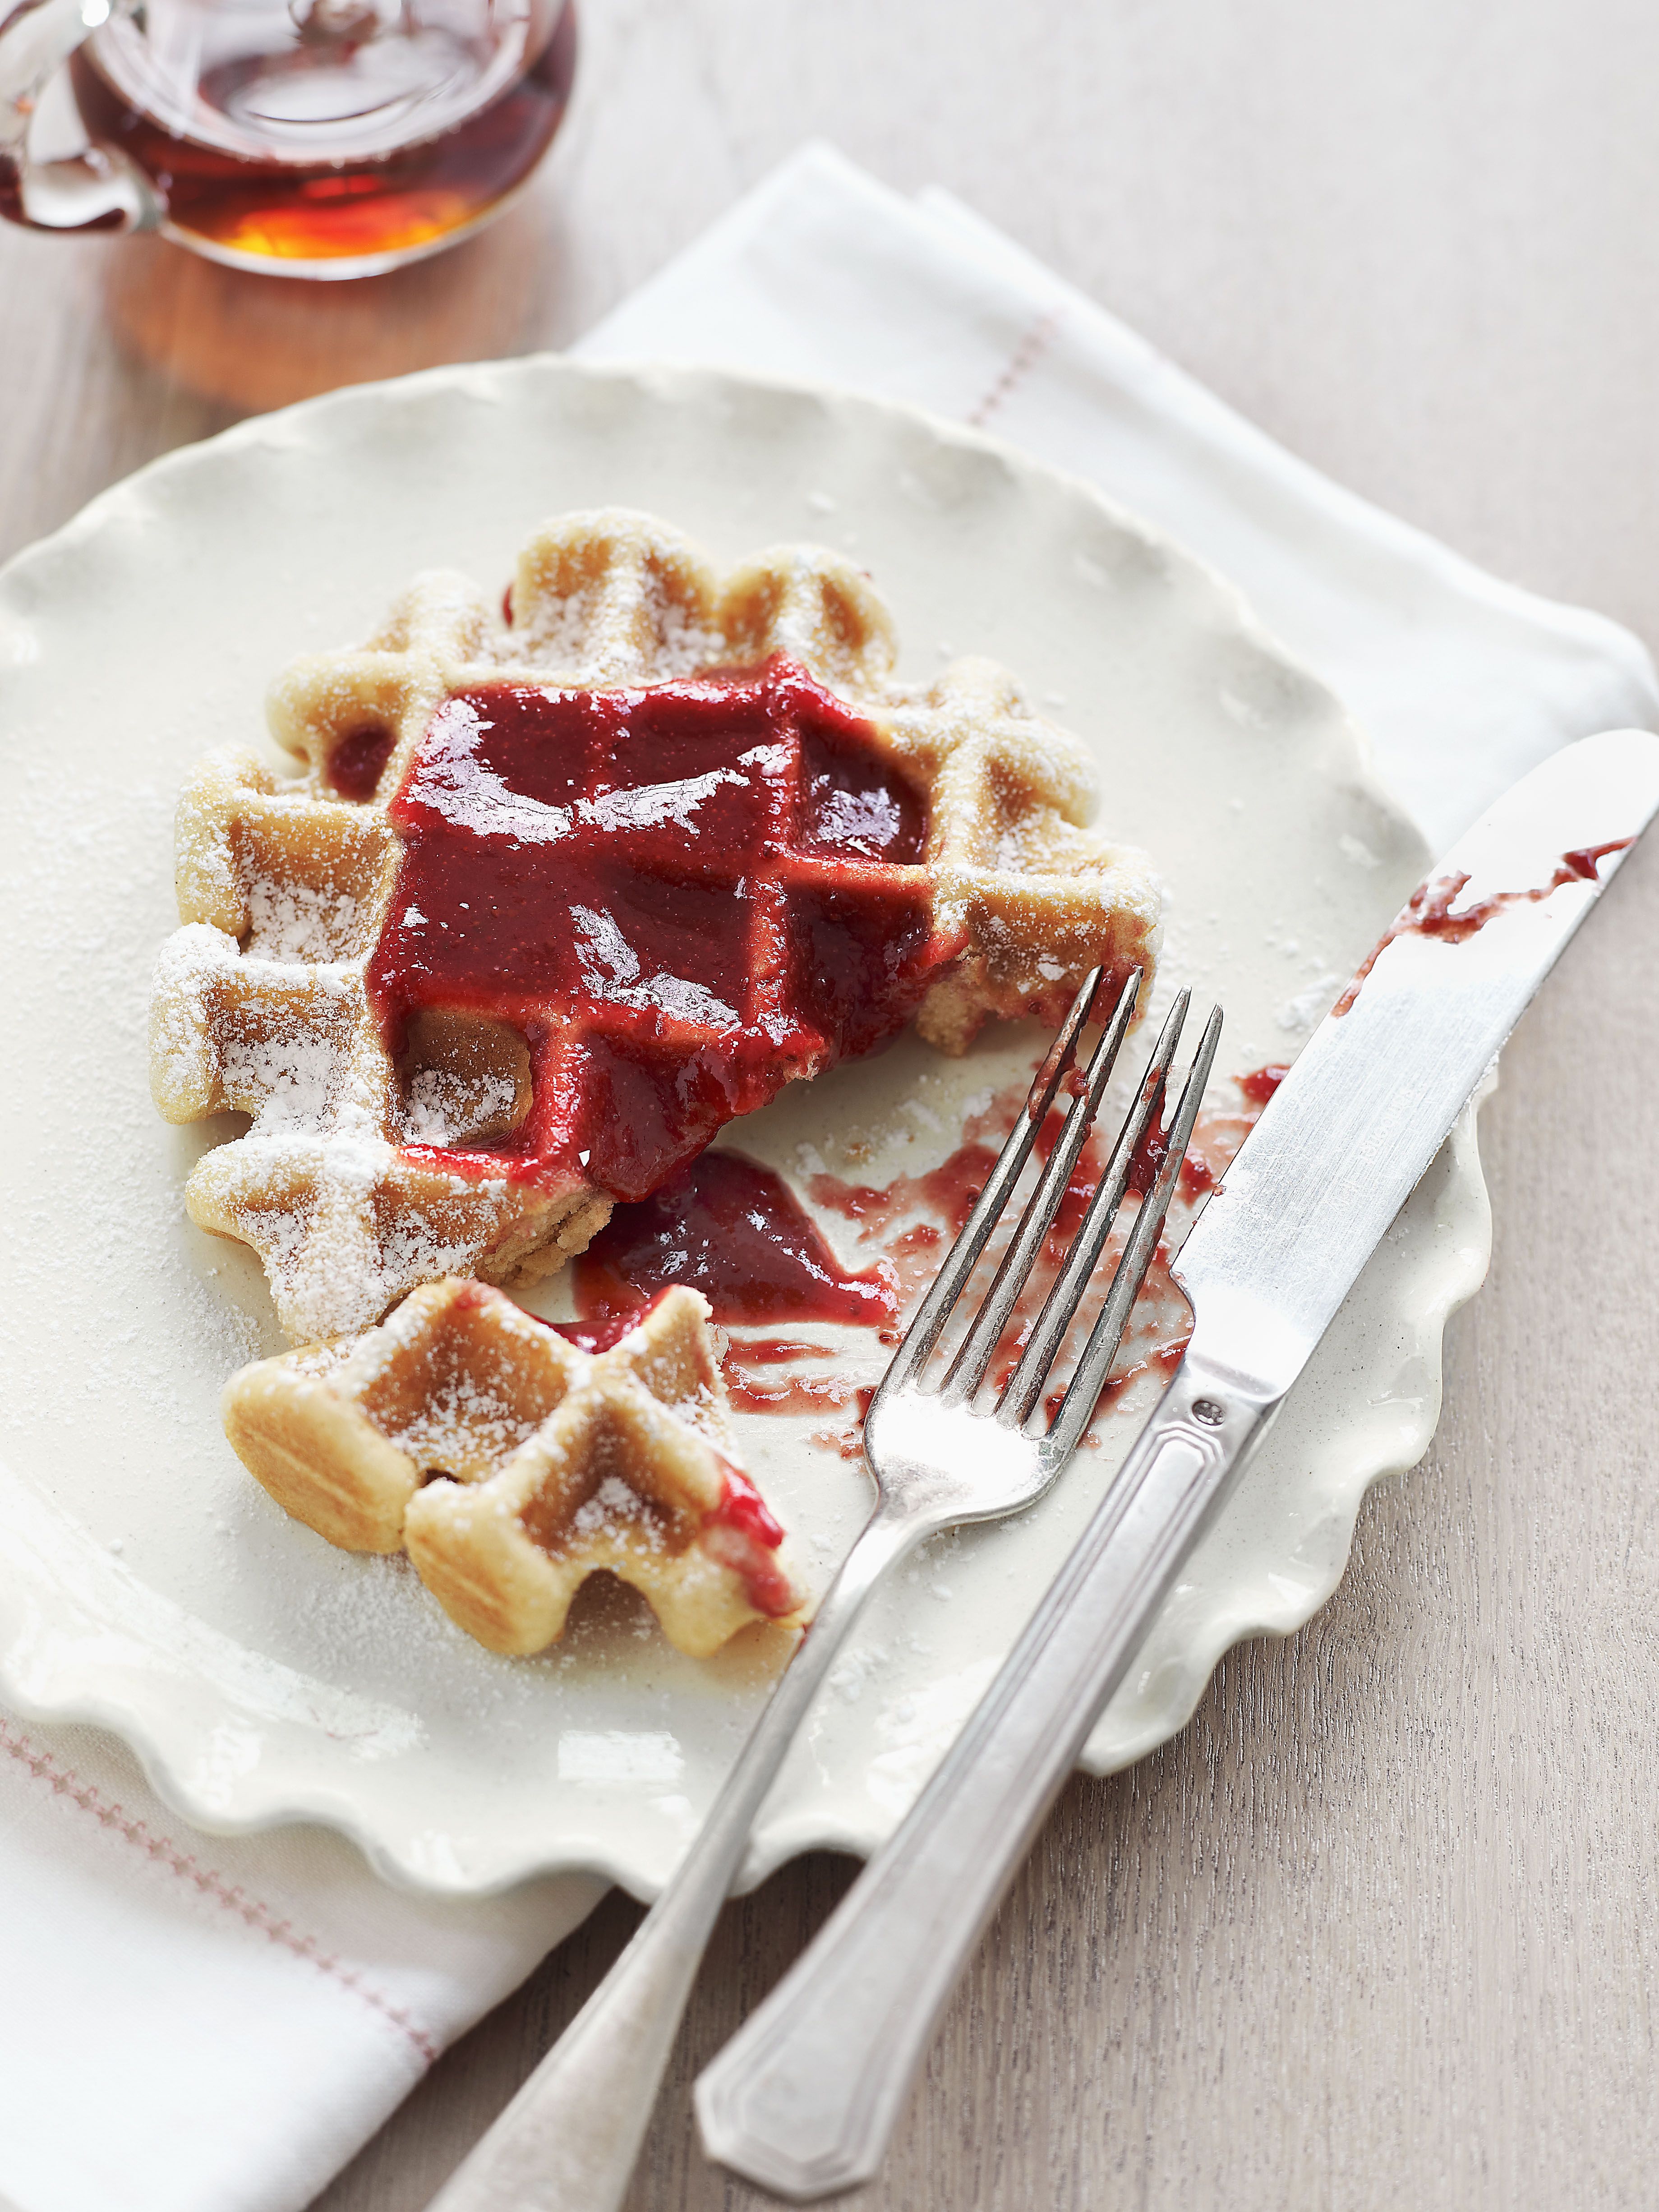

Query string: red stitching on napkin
[0,1719,440,2067]
[966,307,1065,428]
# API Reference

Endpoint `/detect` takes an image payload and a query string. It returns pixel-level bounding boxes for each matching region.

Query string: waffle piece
[152,509,1160,1344]
[223,1279,804,1659]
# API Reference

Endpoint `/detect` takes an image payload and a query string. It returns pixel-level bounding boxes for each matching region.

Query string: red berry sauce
[1333,841,1632,1016]
[367,656,965,1201]
[566,1150,897,1341]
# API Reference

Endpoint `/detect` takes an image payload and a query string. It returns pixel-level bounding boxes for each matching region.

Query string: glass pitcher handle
[0,0,163,232]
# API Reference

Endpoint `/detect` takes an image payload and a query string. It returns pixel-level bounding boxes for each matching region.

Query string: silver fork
[426,964,1222,2212]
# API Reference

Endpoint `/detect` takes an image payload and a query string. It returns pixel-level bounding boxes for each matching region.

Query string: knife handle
[694,1346,1281,2203]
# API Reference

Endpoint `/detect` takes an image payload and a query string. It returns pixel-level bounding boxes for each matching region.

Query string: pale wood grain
[6,0,1659,2205]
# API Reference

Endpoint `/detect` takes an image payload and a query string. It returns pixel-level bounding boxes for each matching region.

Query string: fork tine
[879,966,1115,1394]
[936,968,1142,1407]
[1041,1003,1224,1456]
[995,989,1193,1427]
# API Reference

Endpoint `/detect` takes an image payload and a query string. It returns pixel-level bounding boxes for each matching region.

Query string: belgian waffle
[152,509,1160,1344]
[223,1279,804,1659]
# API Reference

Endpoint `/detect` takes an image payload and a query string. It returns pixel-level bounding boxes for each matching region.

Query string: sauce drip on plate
[562,1150,897,1345]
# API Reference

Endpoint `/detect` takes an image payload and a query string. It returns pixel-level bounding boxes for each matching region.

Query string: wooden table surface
[7,3,1659,2206]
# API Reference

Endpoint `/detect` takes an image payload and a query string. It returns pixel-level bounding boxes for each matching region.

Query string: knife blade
[1175,723,1659,1389]
[695,728,1659,2203]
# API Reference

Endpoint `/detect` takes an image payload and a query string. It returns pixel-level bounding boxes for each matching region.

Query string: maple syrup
[66,0,576,274]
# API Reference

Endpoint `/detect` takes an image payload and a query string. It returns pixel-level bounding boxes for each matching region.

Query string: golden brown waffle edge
[223,1278,806,1660]
[152,508,1161,1343]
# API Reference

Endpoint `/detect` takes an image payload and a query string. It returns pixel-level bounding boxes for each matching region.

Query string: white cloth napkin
[577,142,1659,852]
[3,142,1653,2212]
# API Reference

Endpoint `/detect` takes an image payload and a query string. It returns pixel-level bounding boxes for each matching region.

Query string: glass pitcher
[0,0,576,277]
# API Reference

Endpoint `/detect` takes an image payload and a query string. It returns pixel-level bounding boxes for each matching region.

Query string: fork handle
[424,1499,924,2212]
[694,1347,1281,2202]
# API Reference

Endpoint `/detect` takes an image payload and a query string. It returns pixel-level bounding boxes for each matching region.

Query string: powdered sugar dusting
[405,1065,518,1146]
[488,563,723,684]
[244,874,364,962]
[392,1367,542,1475]
[571,1473,664,1551]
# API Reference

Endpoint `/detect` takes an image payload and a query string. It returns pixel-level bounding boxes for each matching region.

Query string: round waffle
[151,509,1160,1344]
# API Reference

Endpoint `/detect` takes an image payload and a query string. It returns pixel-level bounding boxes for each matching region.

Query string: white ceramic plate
[0,360,1488,1897]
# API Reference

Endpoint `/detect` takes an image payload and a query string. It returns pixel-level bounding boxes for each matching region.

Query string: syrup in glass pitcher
[0,0,576,275]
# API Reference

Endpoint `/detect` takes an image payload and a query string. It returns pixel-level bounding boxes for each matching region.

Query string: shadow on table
[101,194,562,411]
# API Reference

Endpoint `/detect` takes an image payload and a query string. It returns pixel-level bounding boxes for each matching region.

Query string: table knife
[694,725,1659,2202]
